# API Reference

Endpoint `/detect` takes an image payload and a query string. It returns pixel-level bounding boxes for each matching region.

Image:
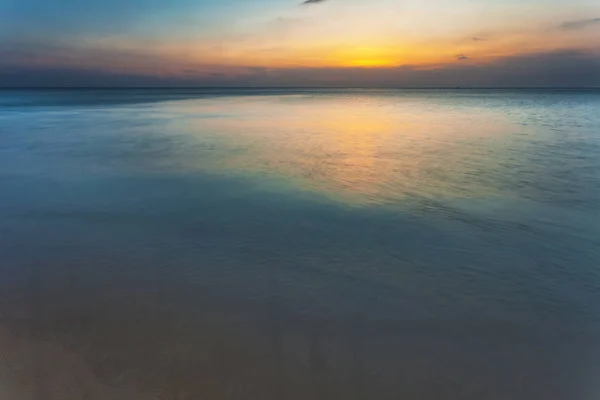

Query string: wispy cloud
[456,54,469,60]
[301,0,327,4]
[559,17,600,30]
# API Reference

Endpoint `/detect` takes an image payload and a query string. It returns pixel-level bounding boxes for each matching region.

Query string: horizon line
[1,86,600,90]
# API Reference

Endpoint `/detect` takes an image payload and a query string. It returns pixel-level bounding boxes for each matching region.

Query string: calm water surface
[1,89,599,399]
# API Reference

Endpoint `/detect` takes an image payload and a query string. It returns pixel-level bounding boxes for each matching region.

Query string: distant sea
[1,88,599,400]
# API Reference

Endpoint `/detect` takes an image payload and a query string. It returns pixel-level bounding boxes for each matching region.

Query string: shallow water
[1,89,600,399]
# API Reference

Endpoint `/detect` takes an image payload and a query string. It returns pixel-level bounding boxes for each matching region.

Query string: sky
[1,0,599,87]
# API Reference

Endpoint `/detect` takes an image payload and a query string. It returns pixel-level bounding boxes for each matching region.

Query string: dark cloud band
[2,49,598,88]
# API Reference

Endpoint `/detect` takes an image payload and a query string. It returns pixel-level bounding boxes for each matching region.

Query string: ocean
[0,88,599,399]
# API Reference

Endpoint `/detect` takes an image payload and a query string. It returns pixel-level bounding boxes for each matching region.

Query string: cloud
[559,17,600,30]
[456,54,469,60]
[277,51,600,87]
[2,49,599,88]
[301,0,327,4]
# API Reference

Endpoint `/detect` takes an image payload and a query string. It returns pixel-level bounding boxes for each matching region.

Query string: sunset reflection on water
[174,93,515,205]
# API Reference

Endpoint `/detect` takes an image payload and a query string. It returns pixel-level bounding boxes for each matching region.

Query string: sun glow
[330,47,399,67]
